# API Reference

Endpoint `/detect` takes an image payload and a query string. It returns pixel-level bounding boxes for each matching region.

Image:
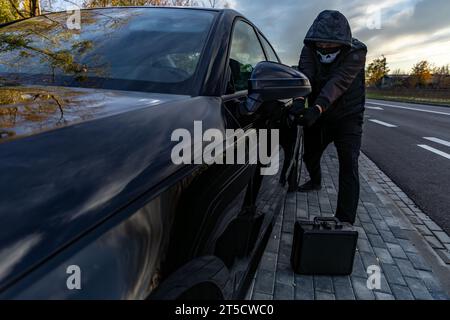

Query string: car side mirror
[242,61,311,115]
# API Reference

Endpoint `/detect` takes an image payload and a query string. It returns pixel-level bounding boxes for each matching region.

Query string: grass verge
[367,91,450,107]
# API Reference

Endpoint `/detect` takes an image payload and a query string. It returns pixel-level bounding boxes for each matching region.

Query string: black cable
[297,126,305,187]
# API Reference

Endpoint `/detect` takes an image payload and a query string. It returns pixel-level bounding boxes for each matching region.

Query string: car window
[229,20,266,91]
[0,8,216,95]
[259,35,279,63]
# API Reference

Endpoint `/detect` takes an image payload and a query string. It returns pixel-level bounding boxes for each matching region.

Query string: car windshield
[0,8,216,95]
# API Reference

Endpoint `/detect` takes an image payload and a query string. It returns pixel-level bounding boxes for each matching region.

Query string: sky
[45,0,450,73]
[229,0,450,72]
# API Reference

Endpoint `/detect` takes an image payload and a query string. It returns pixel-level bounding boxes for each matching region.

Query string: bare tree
[202,0,229,8]
[391,68,405,76]
[432,64,450,89]
[6,0,41,18]
[30,0,40,15]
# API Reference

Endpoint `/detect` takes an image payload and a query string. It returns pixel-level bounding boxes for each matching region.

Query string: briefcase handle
[313,217,343,229]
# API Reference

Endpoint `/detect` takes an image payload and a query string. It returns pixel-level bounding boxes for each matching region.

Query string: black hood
[304,10,352,48]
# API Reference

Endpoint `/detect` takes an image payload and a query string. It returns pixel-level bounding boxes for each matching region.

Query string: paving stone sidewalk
[247,145,450,300]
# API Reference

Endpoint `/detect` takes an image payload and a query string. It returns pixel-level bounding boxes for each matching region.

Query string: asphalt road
[362,99,450,235]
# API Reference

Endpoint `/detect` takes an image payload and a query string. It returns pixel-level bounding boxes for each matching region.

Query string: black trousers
[302,113,364,224]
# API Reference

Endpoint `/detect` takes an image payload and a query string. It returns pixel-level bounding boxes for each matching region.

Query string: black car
[0,7,310,299]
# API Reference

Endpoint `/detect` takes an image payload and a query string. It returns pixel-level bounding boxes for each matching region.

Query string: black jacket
[299,10,367,122]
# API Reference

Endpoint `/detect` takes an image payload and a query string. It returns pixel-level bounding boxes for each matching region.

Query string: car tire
[150,256,232,300]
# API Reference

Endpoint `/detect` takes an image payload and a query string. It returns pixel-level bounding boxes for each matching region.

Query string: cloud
[233,0,450,71]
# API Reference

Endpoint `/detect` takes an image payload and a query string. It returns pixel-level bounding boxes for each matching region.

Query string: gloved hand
[290,98,306,116]
[297,105,322,127]
[287,98,306,127]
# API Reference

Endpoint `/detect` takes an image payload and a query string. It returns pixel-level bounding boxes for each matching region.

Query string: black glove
[298,106,321,127]
[287,98,306,127]
[290,98,306,116]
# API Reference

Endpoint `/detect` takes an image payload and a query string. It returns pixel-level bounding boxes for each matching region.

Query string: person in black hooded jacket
[292,10,367,225]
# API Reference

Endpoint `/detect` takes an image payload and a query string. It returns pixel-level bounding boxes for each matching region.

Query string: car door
[166,19,296,298]
[216,20,294,296]
[194,20,267,250]
[223,20,268,129]
[223,20,292,214]
[161,20,267,276]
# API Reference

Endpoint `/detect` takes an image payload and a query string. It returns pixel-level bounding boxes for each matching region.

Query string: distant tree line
[366,55,450,89]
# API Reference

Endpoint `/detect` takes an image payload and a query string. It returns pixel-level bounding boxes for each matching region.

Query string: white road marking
[423,137,450,148]
[369,119,398,128]
[367,101,450,116]
[366,106,384,110]
[417,145,450,160]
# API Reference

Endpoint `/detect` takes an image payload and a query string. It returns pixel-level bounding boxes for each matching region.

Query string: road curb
[247,146,449,300]
[361,152,450,296]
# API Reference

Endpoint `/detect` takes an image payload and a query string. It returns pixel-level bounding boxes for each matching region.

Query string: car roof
[84,6,244,19]
[40,6,241,16]
[1,6,248,32]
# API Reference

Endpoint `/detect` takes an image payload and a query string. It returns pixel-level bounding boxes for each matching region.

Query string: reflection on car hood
[0,85,188,143]
[0,87,224,292]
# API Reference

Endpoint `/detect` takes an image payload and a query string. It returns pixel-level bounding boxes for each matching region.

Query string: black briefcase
[291,217,358,275]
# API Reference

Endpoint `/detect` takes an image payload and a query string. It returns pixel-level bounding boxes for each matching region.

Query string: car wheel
[150,256,232,300]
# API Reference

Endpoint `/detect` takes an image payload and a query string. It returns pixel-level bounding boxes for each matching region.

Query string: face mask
[316,49,341,64]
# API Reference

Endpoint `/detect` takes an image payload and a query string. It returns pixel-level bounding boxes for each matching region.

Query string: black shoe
[298,180,322,192]
[335,217,355,226]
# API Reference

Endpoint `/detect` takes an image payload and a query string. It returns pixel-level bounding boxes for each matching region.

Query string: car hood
[0,85,188,143]
[0,85,224,291]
